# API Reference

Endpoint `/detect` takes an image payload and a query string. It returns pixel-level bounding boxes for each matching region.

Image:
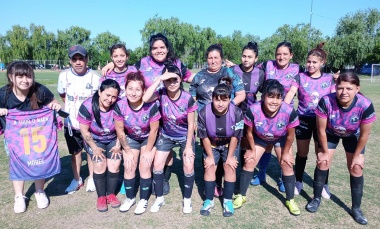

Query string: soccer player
[284,43,335,197]
[0,61,61,213]
[305,72,376,225]
[233,79,301,216]
[198,81,244,217]
[77,79,122,212]
[114,71,160,215]
[57,45,101,194]
[143,64,197,214]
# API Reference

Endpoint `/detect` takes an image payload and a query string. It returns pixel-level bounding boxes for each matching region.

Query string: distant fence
[12,60,66,70]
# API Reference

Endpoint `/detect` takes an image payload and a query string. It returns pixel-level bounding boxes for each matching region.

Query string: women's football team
[0,34,375,225]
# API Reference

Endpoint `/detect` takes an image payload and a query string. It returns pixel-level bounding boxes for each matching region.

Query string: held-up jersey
[135,56,192,87]
[77,97,117,144]
[4,107,61,180]
[231,64,265,113]
[57,68,100,130]
[292,72,335,117]
[245,102,299,142]
[198,103,244,146]
[113,97,161,140]
[315,93,376,137]
[158,89,198,139]
[101,66,138,97]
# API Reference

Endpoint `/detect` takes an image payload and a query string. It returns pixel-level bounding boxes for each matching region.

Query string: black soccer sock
[164,165,172,182]
[282,174,296,200]
[204,180,215,200]
[325,169,330,185]
[223,181,235,200]
[93,172,106,197]
[123,177,136,199]
[215,159,224,187]
[313,167,328,198]
[295,154,307,182]
[350,175,364,209]
[106,171,119,195]
[153,170,164,197]
[139,177,152,201]
[240,170,254,196]
[184,172,195,199]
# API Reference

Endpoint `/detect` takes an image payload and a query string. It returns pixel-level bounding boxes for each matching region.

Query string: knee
[349,164,363,177]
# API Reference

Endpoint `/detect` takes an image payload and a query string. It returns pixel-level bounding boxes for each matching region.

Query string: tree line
[0,8,379,71]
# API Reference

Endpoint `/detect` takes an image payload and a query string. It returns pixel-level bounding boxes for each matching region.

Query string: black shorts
[203,143,240,165]
[64,127,84,154]
[156,133,195,152]
[84,140,122,161]
[319,132,365,154]
[127,136,149,150]
[295,116,318,141]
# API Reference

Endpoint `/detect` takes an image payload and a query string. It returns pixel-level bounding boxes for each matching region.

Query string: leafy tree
[89,32,122,68]
[4,25,31,61]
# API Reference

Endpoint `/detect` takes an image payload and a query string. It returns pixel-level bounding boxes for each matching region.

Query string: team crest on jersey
[142,115,149,122]
[286,74,293,79]
[255,122,263,127]
[85,83,93,89]
[269,71,275,76]
[254,82,260,87]
[350,116,359,123]
[124,115,129,121]
[277,121,285,129]
[179,106,185,113]
[321,82,328,88]
[303,83,309,88]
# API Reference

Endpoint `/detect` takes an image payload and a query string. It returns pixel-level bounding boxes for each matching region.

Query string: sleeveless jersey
[101,65,138,97]
[4,107,61,180]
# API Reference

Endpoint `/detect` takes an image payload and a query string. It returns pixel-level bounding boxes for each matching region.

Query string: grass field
[0,70,379,228]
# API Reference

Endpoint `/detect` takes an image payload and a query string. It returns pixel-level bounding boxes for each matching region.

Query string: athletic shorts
[295,116,318,141]
[64,127,84,154]
[254,133,286,148]
[156,133,195,153]
[84,140,122,161]
[127,136,149,150]
[320,132,365,154]
[203,143,240,165]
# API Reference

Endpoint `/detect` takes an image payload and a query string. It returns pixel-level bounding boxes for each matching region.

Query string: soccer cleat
[96,196,108,212]
[134,199,148,215]
[107,194,121,208]
[119,198,135,212]
[285,199,300,216]
[14,195,27,213]
[65,178,83,194]
[232,194,246,209]
[183,198,192,214]
[163,180,170,196]
[200,199,214,216]
[223,200,234,217]
[278,179,285,193]
[86,178,96,192]
[214,186,223,198]
[150,197,165,213]
[351,207,368,225]
[35,190,49,209]
[294,181,303,195]
[321,184,331,199]
[250,175,266,186]
[305,197,321,213]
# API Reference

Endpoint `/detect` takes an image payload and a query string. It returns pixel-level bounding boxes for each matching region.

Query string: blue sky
[1,0,379,50]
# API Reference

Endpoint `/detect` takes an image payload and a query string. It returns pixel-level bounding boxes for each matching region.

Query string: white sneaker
[86,178,96,192]
[322,184,331,199]
[65,177,83,194]
[134,199,148,215]
[294,181,303,195]
[35,190,49,209]
[150,196,165,213]
[14,195,27,213]
[119,198,136,212]
[183,198,192,214]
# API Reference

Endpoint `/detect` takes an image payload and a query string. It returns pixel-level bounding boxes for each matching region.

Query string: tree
[89,32,122,68]
[29,24,55,61]
[4,25,31,61]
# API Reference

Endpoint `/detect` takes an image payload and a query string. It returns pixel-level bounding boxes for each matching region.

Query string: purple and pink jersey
[245,102,299,142]
[198,103,244,146]
[292,72,335,117]
[4,107,61,180]
[101,66,138,97]
[259,60,299,95]
[77,97,117,144]
[231,65,265,113]
[157,89,198,139]
[113,97,161,140]
[315,93,376,137]
[135,56,192,87]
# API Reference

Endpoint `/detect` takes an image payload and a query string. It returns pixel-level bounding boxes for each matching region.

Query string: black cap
[68,45,87,58]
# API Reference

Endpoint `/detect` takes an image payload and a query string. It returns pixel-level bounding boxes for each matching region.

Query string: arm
[351,123,373,169]
[284,85,297,104]
[201,137,215,170]
[114,119,135,171]
[233,90,245,106]
[79,123,105,161]
[142,76,161,103]
[280,127,296,168]
[141,120,159,166]
[101,62,115,76]
[244,125,257,162]
[47,99,62,111]
[183,111,196,163]
[225,136,239,172]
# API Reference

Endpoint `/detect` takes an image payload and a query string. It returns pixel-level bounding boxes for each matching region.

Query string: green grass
[0,71,379,228]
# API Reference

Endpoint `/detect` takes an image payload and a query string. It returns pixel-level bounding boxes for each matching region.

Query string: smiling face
[11,74,33,92]
[275,46,293,69]
[163,75,181,93]
[207,50,223,72]
[151,40,168,63]
[126,80,144,104]
[99,87,119,110]
[263,93,282,117]
[111,48,128,70]
[306,55,324,76]
[335,81,360,108]
[241,49,258,71]
[70,54,88,75]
